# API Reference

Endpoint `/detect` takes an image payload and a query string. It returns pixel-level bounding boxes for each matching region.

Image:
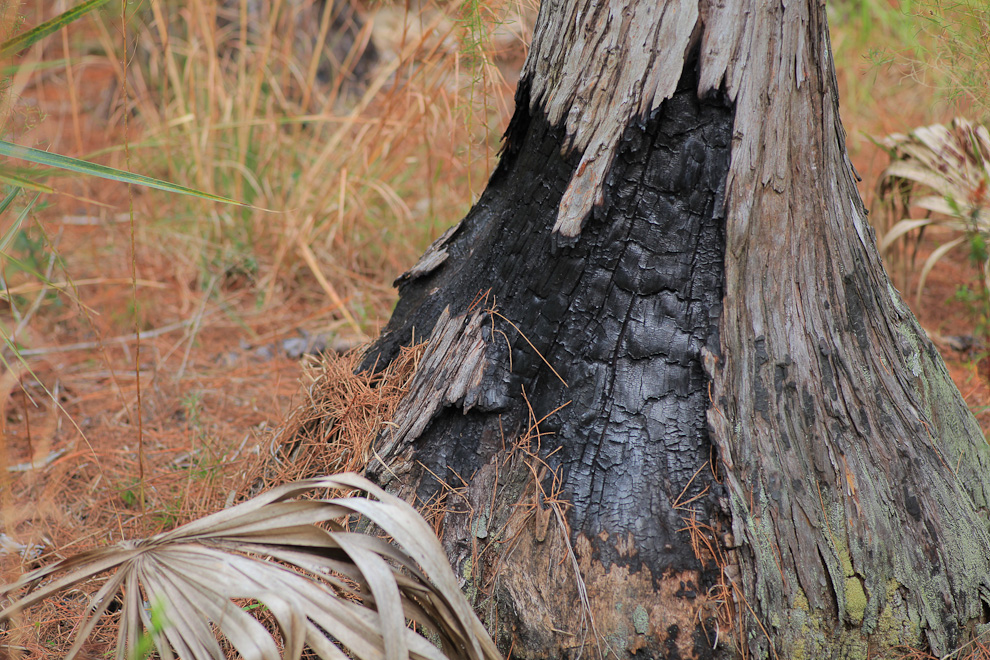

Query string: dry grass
[0,338,430,657]
[0,1,526,654]
[1,0,989,657]
[262,341,426,488]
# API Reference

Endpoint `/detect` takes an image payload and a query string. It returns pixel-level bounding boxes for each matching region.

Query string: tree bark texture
[359,0,990,658]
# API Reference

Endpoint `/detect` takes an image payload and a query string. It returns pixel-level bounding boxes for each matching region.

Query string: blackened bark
[352,0,990,657]
[362,64,734,658]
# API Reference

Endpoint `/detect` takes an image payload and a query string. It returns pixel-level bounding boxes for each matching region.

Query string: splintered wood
[525,0,698,237]
[375,308,489,465]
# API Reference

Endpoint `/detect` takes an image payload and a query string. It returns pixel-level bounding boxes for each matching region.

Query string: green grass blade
[0,170,54,194]
[0,187,20,217]
[0,141,249,207]
[0,192,40,255]
[1,59,70,77]
[0,0,112,58]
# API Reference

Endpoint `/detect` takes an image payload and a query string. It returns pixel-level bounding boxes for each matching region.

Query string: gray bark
[703,0,990,657]
[358,0,990,658]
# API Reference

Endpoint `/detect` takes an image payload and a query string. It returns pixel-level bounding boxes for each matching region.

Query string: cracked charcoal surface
[363,64,733,578]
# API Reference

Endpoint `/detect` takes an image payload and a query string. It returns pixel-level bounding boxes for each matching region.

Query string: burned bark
[358,0,990,658]
[363,64,732,657]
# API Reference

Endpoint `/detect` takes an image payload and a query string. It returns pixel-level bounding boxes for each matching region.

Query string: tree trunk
[359,0,990,658]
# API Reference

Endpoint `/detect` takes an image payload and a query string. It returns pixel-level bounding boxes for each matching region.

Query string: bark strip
[524,0,699,236]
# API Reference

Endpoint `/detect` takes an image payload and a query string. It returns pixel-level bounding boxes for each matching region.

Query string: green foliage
[0,1,249,383]
[0,140,248,205]
[119,478,142,507]
[180,390,204,430]
[913,0,990,123]
[827,0,928,108]
[0,0,110,58]
[0,1,249,225]
[851,0,990,123]
[130,600,169,660]
[829,0,925,57]
[1,1,232,197]
[952,283,990,340]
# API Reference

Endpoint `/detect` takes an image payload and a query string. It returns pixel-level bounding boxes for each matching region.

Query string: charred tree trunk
[358,0,990,658]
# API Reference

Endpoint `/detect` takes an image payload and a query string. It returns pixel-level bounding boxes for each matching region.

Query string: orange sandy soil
[1,5,988,657]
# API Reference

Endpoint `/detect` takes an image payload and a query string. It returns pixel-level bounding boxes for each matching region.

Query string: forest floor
[1,0,988,656]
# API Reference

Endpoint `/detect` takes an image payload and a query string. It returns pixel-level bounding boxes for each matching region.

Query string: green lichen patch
[845,575,867,625]
[632,605,649,635]
[871,579,921,654]
[837,628,869,660]
[835,546,867,625]
[461,557,478,605]
[785,589,829,660]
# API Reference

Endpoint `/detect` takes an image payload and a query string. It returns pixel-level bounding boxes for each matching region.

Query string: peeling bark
[357,0,990,658]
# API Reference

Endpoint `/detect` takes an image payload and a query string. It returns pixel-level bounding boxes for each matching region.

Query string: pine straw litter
[0,343,425,658]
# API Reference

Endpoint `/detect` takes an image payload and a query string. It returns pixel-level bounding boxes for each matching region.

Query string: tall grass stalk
[118,0,522,336]
[915,0,990,123]
[833,0,990,123]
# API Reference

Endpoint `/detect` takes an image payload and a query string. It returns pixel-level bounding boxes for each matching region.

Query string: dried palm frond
[877,118,990,305]
[0,473,501,660]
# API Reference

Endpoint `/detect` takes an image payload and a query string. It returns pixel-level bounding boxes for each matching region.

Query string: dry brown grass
[0,341,430,657]
[0,0,528,653]
[1,0,990,657]
[261,341,426,488]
